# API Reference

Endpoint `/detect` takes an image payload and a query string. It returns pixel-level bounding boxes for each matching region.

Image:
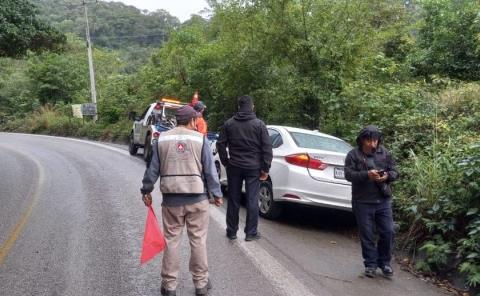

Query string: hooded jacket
[344,126,399,203]
[216,110,272,172]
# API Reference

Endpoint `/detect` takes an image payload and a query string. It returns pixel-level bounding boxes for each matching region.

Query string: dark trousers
[352,200,394,268]
[226,165,260,236]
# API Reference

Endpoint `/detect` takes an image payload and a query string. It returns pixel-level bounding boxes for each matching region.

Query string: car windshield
[290,132,352,154]
[164,107,177,120]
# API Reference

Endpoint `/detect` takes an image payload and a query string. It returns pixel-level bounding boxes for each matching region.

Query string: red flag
[140,206,166,264]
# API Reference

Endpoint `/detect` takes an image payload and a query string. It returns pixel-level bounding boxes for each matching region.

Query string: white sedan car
[212,125,353,219]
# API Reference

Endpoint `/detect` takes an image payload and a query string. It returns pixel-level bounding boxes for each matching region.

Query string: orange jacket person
[193,101,207,135]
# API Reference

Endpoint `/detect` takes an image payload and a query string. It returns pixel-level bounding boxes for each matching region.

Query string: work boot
[160,286,176,296]
[364,267,376,278]
[380,265,394,278]
[195,279,212,296]
[245,232,261,242]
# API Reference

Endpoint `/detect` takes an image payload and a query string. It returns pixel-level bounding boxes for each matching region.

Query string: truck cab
[129,98,185,162]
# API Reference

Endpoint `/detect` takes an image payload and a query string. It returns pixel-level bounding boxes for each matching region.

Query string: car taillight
[153,132,160,138]
[154,103,162,110]
[284,153,328,170]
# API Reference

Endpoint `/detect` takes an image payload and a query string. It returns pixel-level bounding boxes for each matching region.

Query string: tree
[27,51,88,105]
[139,0,409,131]
[0,58,36,119]
[34,0,180,49]
[410,0,480,81]
[0,0,65,57]
[26,36,123,106]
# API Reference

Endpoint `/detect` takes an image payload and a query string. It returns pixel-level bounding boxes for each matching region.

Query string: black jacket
[344,126,399,203]
[216,111,273,172]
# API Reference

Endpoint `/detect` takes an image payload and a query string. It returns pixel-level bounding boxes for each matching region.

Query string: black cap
[193,101,206,112]
[175,105,201,122]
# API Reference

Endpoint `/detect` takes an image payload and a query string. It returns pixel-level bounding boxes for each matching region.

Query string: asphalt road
[0,133,450,296]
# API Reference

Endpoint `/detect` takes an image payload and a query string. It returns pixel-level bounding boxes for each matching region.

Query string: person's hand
[368,170,389,182]
[214,197,223,207]
[210,197,223,207]
[260,170,269,181]
[368,170,380,181]
[376,173,388,183]
[142,193,152,207]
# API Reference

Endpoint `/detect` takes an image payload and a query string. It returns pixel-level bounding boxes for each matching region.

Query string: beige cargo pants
[161,199,209,290]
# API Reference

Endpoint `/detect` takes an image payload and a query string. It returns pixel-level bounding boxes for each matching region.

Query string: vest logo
[176,141,187,153]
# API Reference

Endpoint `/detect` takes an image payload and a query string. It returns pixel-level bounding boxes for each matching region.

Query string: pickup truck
[128,98,186,162]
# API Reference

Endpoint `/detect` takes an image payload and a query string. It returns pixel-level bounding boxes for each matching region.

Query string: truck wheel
[128,132,138,156]
[258,181,283,219]
[143,135,152,163]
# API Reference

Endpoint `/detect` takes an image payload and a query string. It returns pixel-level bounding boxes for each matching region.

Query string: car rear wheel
[143,135,152,163]
[258,181,282,219]
[128,132,138,156]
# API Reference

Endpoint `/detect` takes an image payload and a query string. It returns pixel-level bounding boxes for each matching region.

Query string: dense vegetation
[34,0,180,71]
[0,0,479,292]
[0,0,65,57]
[34,0,180,48]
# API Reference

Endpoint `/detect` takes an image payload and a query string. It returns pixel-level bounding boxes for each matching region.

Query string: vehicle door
[134,105,151,144]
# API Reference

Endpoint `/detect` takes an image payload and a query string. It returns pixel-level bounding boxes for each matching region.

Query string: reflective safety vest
[196,116,208,135]
[157,127,205,194]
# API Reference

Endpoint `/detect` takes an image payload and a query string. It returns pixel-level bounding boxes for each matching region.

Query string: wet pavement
[0,133,450,296]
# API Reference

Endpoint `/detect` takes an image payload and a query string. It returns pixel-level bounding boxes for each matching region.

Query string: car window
[164,107,177,120]
[289,132,352,153]
[147,114,154,125]
[268,129,283,148]
[150,113,161,124]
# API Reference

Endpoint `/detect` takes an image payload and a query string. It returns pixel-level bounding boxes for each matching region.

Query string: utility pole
[82,0,98,122]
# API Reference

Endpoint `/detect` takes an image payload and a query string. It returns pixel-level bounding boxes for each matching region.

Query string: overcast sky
[104,0,210,22]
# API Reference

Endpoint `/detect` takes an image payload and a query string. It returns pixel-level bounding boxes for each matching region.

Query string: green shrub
[0,105,131,143]
[395,141,480,287]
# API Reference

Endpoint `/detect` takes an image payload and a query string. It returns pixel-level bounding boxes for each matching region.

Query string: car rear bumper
[272,173,352,211]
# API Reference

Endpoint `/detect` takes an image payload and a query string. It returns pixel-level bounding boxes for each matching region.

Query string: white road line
[209,206,330,296]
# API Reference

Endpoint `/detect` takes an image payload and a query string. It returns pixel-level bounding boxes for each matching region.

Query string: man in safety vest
[140,105,223,296]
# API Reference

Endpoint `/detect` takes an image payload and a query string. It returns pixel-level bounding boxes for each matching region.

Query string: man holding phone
[344,125,399,278]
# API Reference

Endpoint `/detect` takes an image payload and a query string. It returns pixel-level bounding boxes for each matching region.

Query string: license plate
[334,167,345,179]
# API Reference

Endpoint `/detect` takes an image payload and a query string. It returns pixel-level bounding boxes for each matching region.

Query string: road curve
[0,133,448,296]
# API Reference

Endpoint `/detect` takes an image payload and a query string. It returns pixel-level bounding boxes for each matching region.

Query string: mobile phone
[378,169,386,176]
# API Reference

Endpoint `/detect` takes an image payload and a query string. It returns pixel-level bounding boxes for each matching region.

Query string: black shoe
[364,267,376,278]
[195,279,212,295]
[245,232,261,241]
[226,233,237,240]
[161,286,176,296]
[380,265,394,278]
